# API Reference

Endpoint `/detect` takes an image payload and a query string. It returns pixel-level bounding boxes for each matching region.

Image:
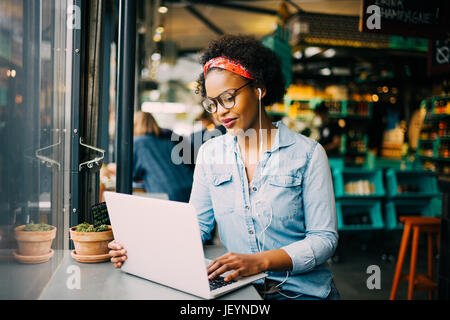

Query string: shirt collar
[223,120,296,153]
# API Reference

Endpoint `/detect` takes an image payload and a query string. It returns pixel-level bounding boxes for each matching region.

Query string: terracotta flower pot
[69,226,114,256]
[14,225,56,256]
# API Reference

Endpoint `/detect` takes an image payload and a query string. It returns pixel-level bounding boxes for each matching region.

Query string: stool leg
[390,223,411,300]
[408,226,420,300]
[427,232,433,300]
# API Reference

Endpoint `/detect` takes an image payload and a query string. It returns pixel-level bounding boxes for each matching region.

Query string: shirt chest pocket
[210,172,235,216]
[266,174,303,220]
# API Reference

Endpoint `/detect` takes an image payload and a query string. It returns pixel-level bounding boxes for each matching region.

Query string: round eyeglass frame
[201,81,252,113]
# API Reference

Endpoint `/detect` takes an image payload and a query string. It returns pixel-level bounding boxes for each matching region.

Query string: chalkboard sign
[92,202,110,227]
[428,36,450,76]
[360,0,450,38]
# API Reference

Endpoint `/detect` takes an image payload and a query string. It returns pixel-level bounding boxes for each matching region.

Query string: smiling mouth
[222,118,237,128]
[222,118,237,124]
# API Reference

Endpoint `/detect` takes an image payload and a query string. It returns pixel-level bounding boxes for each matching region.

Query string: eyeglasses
[201,82,251,113]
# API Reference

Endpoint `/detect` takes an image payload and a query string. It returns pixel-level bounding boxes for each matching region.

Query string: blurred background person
[314,102,343,157]
[133,111,193,202]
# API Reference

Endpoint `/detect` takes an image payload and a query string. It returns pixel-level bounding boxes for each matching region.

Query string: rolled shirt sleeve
[189,144,215,244]
[282,143,339,274]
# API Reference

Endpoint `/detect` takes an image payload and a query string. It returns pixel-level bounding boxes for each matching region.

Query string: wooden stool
[390,216,441,300]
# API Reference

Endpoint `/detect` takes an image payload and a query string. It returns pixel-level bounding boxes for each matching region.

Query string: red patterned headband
[203,57,254,79]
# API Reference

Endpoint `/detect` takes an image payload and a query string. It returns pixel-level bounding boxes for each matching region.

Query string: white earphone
[257,88,263,158]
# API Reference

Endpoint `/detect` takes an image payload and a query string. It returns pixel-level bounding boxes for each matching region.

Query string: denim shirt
[189,121,338,298]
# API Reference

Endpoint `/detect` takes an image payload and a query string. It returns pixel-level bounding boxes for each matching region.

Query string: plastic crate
[385,199,436,230]
[385,169,440,199]
[333,168,385,198]
[336,199,384,231]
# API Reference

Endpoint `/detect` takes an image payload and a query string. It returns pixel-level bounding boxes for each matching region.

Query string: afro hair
[196,34,286,107]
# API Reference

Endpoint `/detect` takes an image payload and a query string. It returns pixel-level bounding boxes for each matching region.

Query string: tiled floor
[330,231,439,300]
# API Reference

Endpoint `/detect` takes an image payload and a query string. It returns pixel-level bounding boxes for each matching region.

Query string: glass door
[0,0,74,254]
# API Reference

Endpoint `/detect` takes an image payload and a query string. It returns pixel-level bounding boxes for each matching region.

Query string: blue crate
[333,168,385,199]
[385,199,436,230]
[385,169,440,199]
[336,199,384,231]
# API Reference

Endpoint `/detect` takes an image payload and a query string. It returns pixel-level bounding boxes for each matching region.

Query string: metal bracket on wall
[35,133,61,169]
[79,137,105,171]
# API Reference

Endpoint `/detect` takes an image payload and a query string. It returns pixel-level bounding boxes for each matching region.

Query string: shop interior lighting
[304,46,321,57]
[151,52,161,61]
[319,68,331,76]
[158,5,168,14]
[323,48,336,58]
[6,69,16,78]
[153,25,164,43]
[372,94,379,102]
[153,33,162,42]
[293,50,303,59]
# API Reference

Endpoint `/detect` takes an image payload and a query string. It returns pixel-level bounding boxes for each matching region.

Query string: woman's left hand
[207,252,268,282]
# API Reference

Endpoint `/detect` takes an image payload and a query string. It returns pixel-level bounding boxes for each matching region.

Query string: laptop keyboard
[209,276,237,291]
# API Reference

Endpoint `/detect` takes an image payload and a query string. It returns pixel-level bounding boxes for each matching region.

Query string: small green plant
[74,222,109,232]
[23,222,53,232]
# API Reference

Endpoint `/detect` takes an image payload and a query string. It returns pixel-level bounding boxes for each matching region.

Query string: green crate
[385,199,436,230]
[333,168,385,198]
[385,169,440,199]
[336,199,384,231]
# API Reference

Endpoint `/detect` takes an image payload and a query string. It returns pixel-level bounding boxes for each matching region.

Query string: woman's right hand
[108,240,127,268]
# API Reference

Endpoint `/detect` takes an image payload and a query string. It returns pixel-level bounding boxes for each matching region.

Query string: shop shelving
[385,169,440,199]
[418,95,450,176]
[336,199,384,231]
[332,168,385,199]
[270,98,373,120]
[367,156,419,170]
[384,199,436,230]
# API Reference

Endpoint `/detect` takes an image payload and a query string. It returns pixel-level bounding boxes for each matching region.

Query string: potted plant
[69,222,114,263]
[13,222,56,264]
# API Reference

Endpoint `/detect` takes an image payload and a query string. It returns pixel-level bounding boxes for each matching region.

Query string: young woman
[109,34,340,300]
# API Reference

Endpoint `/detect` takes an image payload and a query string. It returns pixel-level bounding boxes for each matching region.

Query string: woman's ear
[255,87,266,99]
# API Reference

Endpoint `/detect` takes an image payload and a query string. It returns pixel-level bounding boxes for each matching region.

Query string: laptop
[103,191,267,299]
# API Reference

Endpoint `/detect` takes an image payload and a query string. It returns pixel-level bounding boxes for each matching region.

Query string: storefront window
[0,0,73,298]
